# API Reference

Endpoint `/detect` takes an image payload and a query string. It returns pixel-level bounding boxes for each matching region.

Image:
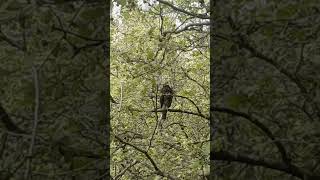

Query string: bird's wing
[160,95,164,108]
[167,95,173,108]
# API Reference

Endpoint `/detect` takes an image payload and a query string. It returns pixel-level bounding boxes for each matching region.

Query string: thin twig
[118,81,123,112]
[114,135,176,180]
[114,160,139,180]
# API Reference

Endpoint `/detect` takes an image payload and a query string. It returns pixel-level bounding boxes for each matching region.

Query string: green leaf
[147,49,153,60]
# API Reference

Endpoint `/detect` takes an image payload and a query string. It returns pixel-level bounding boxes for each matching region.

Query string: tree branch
[0,30,25,51]
[52,26,105,42]
[114,135,176,180]
[212,150,320,179]
[114,160,139,180]
[164,22,210,35]
[211,106,291,166]
[0,104,26,134]
[152,108,209,120]
[157,0,209,19]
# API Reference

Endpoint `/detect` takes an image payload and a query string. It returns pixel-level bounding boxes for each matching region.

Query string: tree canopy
[211,0,320,179]
[1,0,320,179]
[111,0,210,179]
[1,0,109,179]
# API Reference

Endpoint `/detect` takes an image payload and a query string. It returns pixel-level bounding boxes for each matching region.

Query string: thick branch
[212,150,320,179]
[211,106,291,165]
[157,0,209,19]
[58,144,105,159]
[164,22,210,35]
[152,108,209,120]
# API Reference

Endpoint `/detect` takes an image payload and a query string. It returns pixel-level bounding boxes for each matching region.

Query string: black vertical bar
[104,0,111,179]
[210,0,215,179]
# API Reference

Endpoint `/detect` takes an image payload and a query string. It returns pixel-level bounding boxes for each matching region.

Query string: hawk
[160,84,173,120]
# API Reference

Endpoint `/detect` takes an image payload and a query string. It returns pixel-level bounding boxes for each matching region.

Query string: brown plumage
[160,85,173,120]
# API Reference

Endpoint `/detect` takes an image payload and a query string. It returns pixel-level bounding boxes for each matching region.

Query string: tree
[0,0,110,179]
[111,0,210,179]
[211,0,320,179]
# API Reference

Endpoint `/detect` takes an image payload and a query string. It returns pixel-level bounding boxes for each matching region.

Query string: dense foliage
[1,0,319,179]
[111,0,210,179]
[212,0,320,179]
[1,0,109,179]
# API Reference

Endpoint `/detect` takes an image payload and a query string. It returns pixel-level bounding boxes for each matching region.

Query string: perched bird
[160,84,173,120]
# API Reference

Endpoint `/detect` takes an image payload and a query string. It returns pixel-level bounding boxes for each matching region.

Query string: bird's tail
[161,111,167,120]
[159,106,168,129]
[160,104,168,120]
